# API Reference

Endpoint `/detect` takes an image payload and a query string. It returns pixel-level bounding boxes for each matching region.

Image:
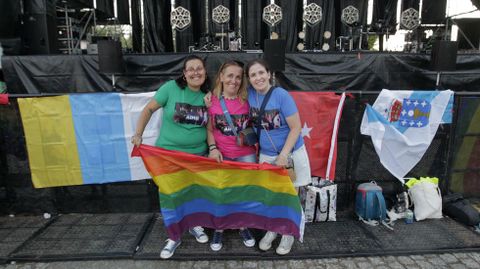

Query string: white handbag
[304,183,337,222]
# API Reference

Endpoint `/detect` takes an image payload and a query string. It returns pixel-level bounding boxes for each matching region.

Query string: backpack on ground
[355,181,393,230]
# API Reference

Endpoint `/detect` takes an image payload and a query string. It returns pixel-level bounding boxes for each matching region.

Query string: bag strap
[313,191,321,221]
[255,86,276,142]
[375,191,394,230]
[220,97,238,137]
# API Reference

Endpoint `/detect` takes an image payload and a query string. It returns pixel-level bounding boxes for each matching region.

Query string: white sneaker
[160,239,181,259]
[189,226,209,243]
[259,231,277,251]
[276,235,294,255]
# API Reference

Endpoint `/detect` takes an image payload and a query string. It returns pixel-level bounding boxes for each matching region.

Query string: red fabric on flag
[0,94,8,105]
[291,92,344,180]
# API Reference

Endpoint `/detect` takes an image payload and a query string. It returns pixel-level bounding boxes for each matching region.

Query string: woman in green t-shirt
[132,55,210,259]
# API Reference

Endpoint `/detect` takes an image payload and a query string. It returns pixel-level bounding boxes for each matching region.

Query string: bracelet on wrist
[209,147,218,152]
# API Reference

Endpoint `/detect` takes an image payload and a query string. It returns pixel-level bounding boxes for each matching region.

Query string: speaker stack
[263,39,286,72]
[98,40,125,74]
[430,40,458,72]
[21,0,58,55]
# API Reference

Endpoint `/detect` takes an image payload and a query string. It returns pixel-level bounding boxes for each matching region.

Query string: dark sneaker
[210,231,223,251]
[239,228,256,247]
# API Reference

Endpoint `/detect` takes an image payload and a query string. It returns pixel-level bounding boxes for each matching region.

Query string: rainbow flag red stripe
[132,145,303,241]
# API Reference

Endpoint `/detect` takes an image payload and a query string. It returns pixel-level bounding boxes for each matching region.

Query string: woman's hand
[131,134,142,147]
[208,148,223,163]
[274,153,288,168]
[204,92,212,108]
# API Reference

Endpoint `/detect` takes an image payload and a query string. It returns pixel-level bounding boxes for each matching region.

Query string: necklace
[222,93,238,100]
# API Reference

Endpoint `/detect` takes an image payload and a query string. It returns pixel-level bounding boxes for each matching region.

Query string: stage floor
[1,213,479,262]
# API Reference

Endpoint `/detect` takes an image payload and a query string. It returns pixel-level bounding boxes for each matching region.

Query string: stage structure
[170,6,191,52]
[1,0,480,55]
[298,2,322,51]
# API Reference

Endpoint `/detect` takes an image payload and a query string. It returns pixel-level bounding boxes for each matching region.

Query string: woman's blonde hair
[212,60,248,103]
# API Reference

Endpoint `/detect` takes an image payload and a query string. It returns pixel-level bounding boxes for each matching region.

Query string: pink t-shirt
[208,95,256,158]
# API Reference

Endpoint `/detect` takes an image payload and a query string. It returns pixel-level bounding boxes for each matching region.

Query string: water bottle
[405,209,414,224]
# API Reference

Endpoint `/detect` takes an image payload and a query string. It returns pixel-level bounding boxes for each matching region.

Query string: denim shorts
[223,153,257,164]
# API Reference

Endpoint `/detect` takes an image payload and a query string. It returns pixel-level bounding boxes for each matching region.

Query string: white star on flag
[301,122,313,139]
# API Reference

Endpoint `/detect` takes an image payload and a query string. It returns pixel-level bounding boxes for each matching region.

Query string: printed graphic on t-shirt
[249,107,281,131]
[174,103,208,126]
[214,114,250,136]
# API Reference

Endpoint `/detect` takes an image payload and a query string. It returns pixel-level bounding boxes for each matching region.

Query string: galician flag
[360,89,454,180]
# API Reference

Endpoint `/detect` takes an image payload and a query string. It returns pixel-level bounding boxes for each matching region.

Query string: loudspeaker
[21,13,58,54]
[264,39,286,72]
[421,0,447,24]
[430,40,458,71]
[98,40,125,74]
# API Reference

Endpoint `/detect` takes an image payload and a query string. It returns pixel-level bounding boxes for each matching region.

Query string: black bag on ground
[442,193,480,226]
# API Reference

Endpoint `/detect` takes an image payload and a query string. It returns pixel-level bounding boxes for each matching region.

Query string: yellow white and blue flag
[18,92,161,188]
[360,89,453,179]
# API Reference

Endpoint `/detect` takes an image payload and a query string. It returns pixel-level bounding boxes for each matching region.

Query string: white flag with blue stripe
[360,89,454,179]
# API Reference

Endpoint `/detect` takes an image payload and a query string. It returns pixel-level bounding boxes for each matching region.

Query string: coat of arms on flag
[360,89,453,180]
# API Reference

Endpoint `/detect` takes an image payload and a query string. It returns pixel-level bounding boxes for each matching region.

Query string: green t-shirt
[154,80,207,154]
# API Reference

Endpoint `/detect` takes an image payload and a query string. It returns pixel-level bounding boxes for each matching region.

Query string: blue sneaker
[189,226,208,243]
[239,228,256,247]
[210,231,223,251]
[160,239,181,259]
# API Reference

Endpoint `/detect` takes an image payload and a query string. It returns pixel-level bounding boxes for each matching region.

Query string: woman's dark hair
[245,59,273,85]
[175,55,211,93]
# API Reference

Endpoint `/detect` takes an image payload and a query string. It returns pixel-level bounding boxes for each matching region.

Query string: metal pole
[436,72,441,88]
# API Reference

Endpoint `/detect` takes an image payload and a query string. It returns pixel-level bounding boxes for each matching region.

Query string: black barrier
[1,93,479,214]
[1,53,480,214]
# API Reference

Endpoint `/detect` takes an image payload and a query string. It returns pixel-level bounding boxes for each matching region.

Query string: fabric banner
[291,92,346,180]
[132,144,304,242]
[360,89,454,179]
[17,92,162,188]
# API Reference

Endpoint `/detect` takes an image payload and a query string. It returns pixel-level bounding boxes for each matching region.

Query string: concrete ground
[2,251,480,269]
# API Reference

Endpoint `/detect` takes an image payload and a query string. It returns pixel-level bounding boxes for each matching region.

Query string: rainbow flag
[132,145,304,241]
[18,92,162,188]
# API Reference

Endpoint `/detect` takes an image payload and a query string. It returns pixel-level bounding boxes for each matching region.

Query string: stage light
[303,3,322,26]
[262,3,283,27]
[323,31,332,39]
[298,31,305,40]
[341,5,360,26]
[297,43,305,51]
[212,5,230,25]
[400,8,420,30]
[322,43,330,51]
[170,6,191,31]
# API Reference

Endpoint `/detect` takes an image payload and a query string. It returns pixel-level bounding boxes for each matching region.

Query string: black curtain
[131,0,142,52]
[371,0,398,34]
[117,0,130,24]
[174,0,203,52]
[0,0,22,38]
[272,0,303,52]
[305,0,336,51]
[144,0,173,52]
[241,0,269,50]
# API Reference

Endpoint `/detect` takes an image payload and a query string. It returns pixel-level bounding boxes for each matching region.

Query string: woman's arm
[275,112,301,167]
[131,99,161,147]
[207,118,223,162]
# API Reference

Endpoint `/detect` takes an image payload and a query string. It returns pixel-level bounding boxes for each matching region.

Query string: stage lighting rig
[212,5,230,24]
[212,5,230,50]
[263,3,283,27]
[303,3,322,26]
[170,6,191,31]
[341,5,360,27]
[400,8,420,30]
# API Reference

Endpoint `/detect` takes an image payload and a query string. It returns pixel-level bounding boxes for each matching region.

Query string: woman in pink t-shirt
[207,60,256,252]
